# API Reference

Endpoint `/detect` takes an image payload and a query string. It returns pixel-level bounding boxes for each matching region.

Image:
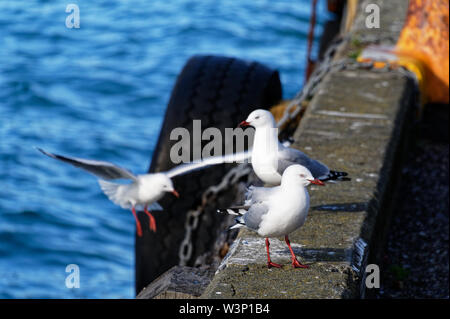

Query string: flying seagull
[37,148,250,236]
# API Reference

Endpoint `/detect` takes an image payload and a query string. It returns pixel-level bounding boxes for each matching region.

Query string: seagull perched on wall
[218,164,324,268]
[239,109,349,186]
[37,148,250,237]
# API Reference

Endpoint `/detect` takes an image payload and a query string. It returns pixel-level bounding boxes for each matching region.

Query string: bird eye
[299,174,305,178]
[255,116,260,119]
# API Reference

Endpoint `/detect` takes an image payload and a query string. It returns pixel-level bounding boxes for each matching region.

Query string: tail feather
[229,223,245,230]
[217,207,248,230]
[229,216,246,230]
[216,206,249,216]
[320,170,351,182]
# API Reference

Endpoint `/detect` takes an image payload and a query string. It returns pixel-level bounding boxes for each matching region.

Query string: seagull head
[147,174,179,198]
[239,109,276,129]
[282,164,325,187]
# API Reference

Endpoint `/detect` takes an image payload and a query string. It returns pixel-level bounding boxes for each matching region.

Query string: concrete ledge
[137,266,214,299]
[201,0,417,299]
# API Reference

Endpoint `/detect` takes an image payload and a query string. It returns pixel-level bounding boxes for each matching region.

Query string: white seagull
[218,164,324,268]
[239,109,349,186]
[37,148,250,237]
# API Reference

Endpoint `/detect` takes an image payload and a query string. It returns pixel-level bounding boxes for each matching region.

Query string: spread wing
[37,148,137,181]
[166,151,251,178]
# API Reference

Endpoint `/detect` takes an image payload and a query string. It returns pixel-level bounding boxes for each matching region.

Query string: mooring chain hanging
[178,163,252,266]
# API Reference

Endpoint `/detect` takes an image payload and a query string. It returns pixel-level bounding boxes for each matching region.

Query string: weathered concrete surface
[202,0,417,299]
[337,0,409,60]
[349,0,408,44]
[137,266,214,299]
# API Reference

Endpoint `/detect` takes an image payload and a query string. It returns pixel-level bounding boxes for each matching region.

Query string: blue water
[0,0,331,298]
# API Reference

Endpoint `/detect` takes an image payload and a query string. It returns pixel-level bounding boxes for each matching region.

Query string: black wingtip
[326,170,350,181]
[36,147,47,155]
[236,217,245,225]
[36,147,55,158]
[330,170,348,177]
[217,208,245,216]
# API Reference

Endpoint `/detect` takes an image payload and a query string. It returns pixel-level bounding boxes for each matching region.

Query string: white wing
[166,151,251,178]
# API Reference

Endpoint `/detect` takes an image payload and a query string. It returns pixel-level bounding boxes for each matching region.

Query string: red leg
[131,206,143,237]
[144,205,157,233]
[265,238,282,268]
[285,235,308,268]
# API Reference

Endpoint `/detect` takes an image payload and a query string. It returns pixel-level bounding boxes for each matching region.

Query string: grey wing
[242,202,269,231]
[166,151,251,178]
[245,186,276,205]
[277,146,330,178]
[37,148,137,181]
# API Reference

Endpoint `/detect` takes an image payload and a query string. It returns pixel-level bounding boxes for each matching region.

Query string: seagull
[37,148,250,237]
[239,109,349,186]
[218,164,324,268]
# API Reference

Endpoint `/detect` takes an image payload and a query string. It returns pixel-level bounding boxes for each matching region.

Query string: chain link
[178,34,420,266]
[178,163,252,265]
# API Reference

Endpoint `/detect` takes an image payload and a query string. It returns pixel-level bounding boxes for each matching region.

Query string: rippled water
[0,0,330,298]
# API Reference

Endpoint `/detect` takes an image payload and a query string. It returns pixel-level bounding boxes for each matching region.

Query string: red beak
[238,120,250,127]
[172,190,180,198]
[308,179,325,186]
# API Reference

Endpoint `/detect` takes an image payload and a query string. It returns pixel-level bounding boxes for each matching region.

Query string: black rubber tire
[135,55,282,294]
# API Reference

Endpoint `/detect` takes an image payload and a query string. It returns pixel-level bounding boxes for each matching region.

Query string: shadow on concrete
[273,247,351,263]
[311,202,368,213]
